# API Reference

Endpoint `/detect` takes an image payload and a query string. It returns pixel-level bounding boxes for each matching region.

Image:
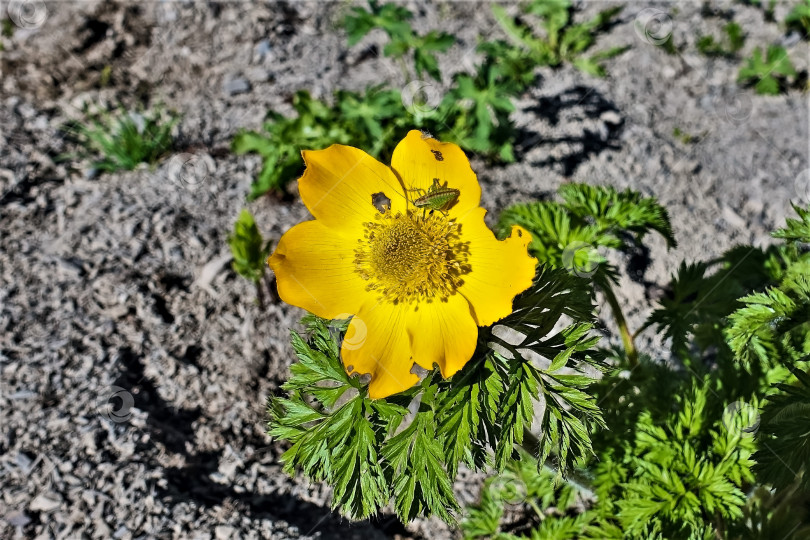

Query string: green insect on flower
[410,178,461,216]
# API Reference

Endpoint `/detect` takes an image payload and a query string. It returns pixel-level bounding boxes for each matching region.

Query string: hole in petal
[371,192,391,213]
[410,363,430,377]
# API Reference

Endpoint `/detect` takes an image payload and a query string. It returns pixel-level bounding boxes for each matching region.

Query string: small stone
[782,31,802,48]
[215,525,236,540]
[600,111,622,126]
[743,197,764,216]
[246,67,271,83]
[223,76,251,96]
[14,452,33,471]
[722,205,746,230]
[6,511,31,528]
[255,39,271,60]
[29,494,61,512]
[218,458,239,479]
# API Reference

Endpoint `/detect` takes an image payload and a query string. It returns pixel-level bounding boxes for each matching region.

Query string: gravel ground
[1,1,807,539]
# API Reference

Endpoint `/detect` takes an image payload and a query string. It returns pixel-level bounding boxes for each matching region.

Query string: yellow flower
[268,130,537,399]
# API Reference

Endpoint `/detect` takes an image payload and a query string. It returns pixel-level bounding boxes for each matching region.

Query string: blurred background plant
[491,0,629,77]
[233,0,629,199]
[227,209,274,308]
[63,103,178,173]
[738,45,797,95]
[785,0,810,37]
[343,0,455,82]
[697,22,745,58]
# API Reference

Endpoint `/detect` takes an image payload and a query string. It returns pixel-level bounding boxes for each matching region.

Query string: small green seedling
[672,126,707,144]
[491,0,628,78]
[409,178,460,216]
[786,0,810,38]
[1,18,14,38]
[343,0,454,81]
[64,104,178,173]
[228,209,274,308]
[738,45,797,95]
[741,0,777,21]
[697,22,745,57]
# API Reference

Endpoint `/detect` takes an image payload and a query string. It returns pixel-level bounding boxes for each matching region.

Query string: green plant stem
[521,429,596,499]
[256,280,265,310]
[601,285,638,367]
[263,273,278,304]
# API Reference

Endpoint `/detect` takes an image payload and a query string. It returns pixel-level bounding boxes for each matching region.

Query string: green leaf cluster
[697,22,745,57]
[442,57,522,162]
[231,87,406,199]
[491,0,629,77]
[786,0,810,38]
[232,74,524,198]
[227,209,272,284]
[498,183,675,362]
[738,45,797,95]
[461,454,585,539]
[65,104,178,173]
[343,0,455,81]
[463,201,810,539]
[586,381,757,538]
[342,1,530,160]
[497,183,675,290]
[724,205,810,492]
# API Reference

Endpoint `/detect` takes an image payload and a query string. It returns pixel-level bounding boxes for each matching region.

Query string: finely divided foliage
[259,1,810,536]
[269,184,681,524]
[268,263,603,522]
[461,197,810,539]
[269,185,810,535]
[726,205,810,493]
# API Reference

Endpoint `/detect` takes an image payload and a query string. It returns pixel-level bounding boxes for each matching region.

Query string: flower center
[354,210,470,304]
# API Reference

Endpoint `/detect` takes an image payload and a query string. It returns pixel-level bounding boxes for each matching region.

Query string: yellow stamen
[354,211,471,304]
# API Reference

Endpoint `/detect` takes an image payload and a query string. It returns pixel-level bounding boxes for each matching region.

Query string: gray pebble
[223,76,251,96]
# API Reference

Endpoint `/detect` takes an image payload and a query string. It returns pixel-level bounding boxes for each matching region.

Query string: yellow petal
[457,207,537,326]
[390,130,481,217]
[298,145,407,232]
[406,294,478,378]
[342,300,419,399]
[268,220,371,319]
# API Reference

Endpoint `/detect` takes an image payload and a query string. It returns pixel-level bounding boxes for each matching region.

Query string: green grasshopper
[409,178,460,217]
